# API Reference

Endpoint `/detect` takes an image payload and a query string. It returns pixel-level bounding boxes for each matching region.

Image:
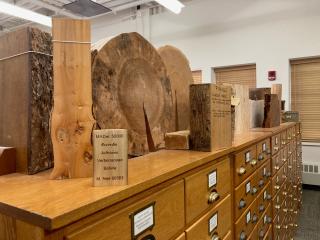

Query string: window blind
[291,58,320,142]
[214,64,256,88]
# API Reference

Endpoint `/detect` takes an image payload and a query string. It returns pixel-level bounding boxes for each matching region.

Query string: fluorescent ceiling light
[154,0,185,14]
[0,1,52,27]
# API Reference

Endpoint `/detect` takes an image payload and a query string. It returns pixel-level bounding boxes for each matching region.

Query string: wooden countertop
[233,131,272,151]
[251,122,296,134]
[0,149,231,230]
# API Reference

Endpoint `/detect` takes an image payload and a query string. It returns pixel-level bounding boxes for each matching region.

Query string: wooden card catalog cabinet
[190,84,232,151]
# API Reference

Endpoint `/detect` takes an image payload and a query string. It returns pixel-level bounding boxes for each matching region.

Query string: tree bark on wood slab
[0,27,53,174]
[190,84,232,151]
[263,94,281,128]
[271,84,282,122]
[92,32,174,156]
[158,45,192,131]
[50,19,95,179]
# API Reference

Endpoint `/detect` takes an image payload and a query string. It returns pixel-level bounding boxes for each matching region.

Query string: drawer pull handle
[208,191,220,204]
[288,137,292,140]
[266,194,272,200]
[274,165,280,170]
[281,141,286,145]
[282,158,287,162]
[283,225,288,229]
[258,154,264,161]
[240,231,247,240]
[274,146,279,151]
[294,223,298,227]
[293,198,298,201]
[275,225,281,230]
[266,216,272,224]
[266,149,271,155]
[288,165,293,169]
[283,208,288,213]
[237,167,246,175]
[211,233,220,240]
[289,194,293,198]
[141,235,155,240]
[252,214,258,223]
[259,230,265,239]
[259,204,265,212]
[274,185,280,190]
[282,191,287,196]
[251,187,258,195]
[266,171,271,177]
[250,159,257,166]
[288,151,292,155]
[259,180,264,187]
[275,204,281,210]
[239,199,246,209]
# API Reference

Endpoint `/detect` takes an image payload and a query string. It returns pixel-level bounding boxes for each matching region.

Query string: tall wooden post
[50,19,95,179]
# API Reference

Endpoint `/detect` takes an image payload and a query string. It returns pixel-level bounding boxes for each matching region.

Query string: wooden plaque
[190,84,232,151]
[0,147,16,176]
[93,129,128,186]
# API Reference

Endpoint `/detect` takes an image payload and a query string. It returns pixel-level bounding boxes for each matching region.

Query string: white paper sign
[209,213,218,233]
[133,204,154,237]
[263,143,267,151]
[246,211,251,224]
[276,137,278,145]
[245,151,251,163]
[263,167,267,176]
[246,181,251,194]
[208,171,217,188]
[264,215,268,224]
[264,190,267,200]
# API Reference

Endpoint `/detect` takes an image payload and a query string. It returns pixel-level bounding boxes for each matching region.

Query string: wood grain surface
[0,27,53,174]
[250,100,265,128]
[165,130,190,150]
[0,147,16,175]
[92,32,174,156]
[158,45,193,131]
[50,19,94,179]
[263,94,281,128]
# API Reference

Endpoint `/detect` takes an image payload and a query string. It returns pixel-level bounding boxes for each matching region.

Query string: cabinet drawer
[223,231,232,240]
[186,195,231,240]
[255,183,272,219]
[272,134,281,155]
[280,148,287,167]
[185,158,230,224]
[263,225,272,240]
[234,145,257,187]
[280,130,287,147]
[234,173,256,220]
[271,151,281,176]
[175,233,185,240]
[256,139,271,166]
[295,123,301,135]
[256,204,272,240]
[235,199,259,240]
[272,163,287,196]
[254,159,271,192]
[272,182,285,218]
[287,128,293,142]
[66,180,185,240]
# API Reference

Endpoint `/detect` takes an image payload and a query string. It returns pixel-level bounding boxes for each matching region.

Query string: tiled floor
[295,188,320,240]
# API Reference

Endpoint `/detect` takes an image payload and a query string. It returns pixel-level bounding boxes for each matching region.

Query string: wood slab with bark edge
[263,94,281,128]
[158,45,193,131]
[92,32,174,156]
[271,84,282,122]
[50,18,95,179]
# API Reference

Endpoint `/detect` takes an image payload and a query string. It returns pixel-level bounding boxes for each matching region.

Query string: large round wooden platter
[92,32,174,156]
[158,45,193,131]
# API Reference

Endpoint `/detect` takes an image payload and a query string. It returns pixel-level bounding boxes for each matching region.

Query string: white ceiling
[0,0,158,33]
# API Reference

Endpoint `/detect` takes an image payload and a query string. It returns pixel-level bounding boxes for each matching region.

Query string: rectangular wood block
[263,94,281,128]
[0,147,16,175]
[250,100,265,128]
[165,130,190,150]
[0,27,53,174]
[190,84,232,151]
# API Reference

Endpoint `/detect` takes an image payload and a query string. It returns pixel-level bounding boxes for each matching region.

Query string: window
[192,70,202,84]
[291,57,320,142]
[213,64,256,88]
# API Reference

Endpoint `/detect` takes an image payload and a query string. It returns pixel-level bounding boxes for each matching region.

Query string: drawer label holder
[130,202,156,239]
[245,151,251,163]
[208,212,218,234]
[208,170,217,189]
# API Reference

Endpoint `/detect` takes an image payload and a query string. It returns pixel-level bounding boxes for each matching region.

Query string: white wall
[91,0,320,178]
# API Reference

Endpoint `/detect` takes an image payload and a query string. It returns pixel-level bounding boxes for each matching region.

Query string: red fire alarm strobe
[268,70,276,81]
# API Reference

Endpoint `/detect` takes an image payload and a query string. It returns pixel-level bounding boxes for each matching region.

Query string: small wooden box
[165,130,190,150]
[283,111,300,122]
[0,147,16,175]
[190,84,232,151]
